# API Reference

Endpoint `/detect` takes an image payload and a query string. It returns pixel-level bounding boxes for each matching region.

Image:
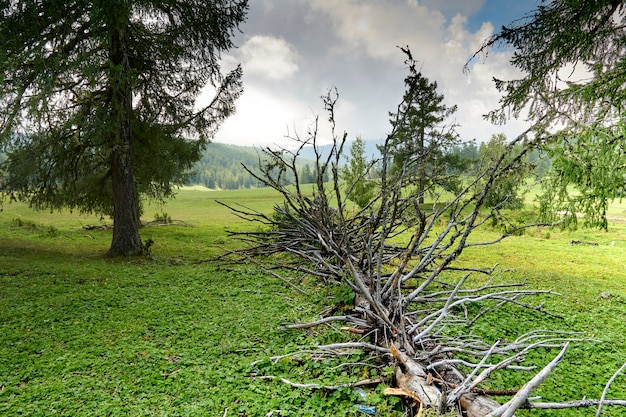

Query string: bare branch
[488,343,569,417]
[218,56,624,415]
[596,361,626,417]
[280,315,367,330]
[525,399,626,410]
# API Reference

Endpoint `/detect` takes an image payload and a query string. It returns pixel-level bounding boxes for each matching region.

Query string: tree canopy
[0,0,248,255]
[470,0,626,227]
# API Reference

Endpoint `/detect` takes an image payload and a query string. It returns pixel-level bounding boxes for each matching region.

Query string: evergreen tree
[340,136,376,209]
[475,134,530,210]
[538,126,625,228]
[388,52,459,204]
[0,1,247,255]
[471,0,626,228]
[448,142,479,173]
[299,163,315,184]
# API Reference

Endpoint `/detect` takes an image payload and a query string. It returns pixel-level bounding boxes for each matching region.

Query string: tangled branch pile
[220,90,626,416]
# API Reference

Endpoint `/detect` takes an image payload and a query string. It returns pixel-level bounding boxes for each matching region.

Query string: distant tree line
[341,135,552,211]
[186,143,264,189]
[185,142,325,190]
[0,139,549,194]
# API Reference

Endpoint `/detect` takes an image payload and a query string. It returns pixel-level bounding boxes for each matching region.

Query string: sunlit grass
[0,188,625,416]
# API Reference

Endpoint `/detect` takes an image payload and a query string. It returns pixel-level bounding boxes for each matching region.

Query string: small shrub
[11,218,58,237]
[46,225,59,237]
[154,212,172,224]
[142,238,155,256]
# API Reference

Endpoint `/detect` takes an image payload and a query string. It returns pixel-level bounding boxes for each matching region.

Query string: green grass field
[1,188,625,416]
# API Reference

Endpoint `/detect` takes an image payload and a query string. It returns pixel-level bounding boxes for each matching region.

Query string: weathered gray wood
[391,345,442,409]
[460,393,501,417]
[223,89,626,416]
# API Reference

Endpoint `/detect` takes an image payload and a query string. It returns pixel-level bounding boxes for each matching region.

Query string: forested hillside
[186,142,323,189]
[0,141,548,192]
[185,141,549,190]
[185,143,264,189]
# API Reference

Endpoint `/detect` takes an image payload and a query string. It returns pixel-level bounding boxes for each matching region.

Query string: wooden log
[460,393,501,417]
[390,345,442,408]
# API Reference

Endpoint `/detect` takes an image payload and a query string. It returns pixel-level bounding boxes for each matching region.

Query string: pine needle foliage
[469,0,626,228]
[0,0,248,255]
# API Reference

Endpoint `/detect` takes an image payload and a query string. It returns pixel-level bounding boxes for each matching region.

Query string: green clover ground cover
[0,189,625,416]
[0,190,399,416]
[0,250,378,416]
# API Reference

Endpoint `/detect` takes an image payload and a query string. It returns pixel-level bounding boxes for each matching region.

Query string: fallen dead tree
[219,82,626,415]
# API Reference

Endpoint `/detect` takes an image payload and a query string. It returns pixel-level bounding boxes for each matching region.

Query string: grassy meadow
[1,187,625,416]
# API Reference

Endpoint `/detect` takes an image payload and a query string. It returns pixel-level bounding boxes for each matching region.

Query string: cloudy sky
[207,0,540,149]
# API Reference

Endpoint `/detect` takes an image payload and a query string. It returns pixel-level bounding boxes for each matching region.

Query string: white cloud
[310,0,447,61]
[213,85,313,148]
[419,0,485,17]
[239,35,299,81]
[210,0,534,148]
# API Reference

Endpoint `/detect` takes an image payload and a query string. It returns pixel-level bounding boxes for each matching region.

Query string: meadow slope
[0,188,625,416]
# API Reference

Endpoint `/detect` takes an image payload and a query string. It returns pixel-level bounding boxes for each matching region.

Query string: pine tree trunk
[107,137,143,257]
[106,13,143,257]
[418,128,425,205]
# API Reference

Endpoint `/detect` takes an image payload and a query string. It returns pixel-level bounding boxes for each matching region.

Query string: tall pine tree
[0,0,247,255]
[388,51,459,204]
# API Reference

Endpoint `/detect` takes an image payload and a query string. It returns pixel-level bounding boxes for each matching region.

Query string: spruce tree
[341,136,376,209]
[475,133,530,210]
[0,0,247,255]
[388,52,459,204]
